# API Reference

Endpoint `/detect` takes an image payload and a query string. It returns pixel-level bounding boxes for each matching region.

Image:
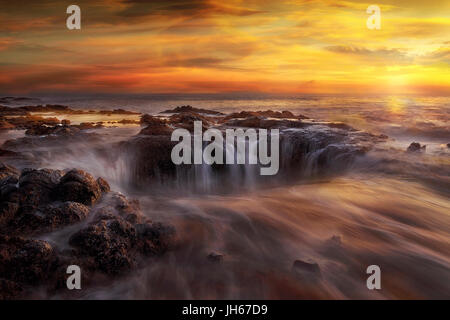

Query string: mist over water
[2,94,449,299]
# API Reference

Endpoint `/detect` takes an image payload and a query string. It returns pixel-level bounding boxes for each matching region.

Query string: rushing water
[1,94,449,299]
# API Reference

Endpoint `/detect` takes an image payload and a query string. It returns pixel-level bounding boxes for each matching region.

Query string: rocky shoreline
[2,103,446,299]
[0,164,175,299]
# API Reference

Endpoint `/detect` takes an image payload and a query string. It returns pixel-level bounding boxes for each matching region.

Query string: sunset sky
[0,0,449,95]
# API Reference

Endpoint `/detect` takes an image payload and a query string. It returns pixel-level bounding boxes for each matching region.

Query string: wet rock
[168,113,211,132]
[292,259,322,280]
[117,119,140,125]
[222,110,297,121]
[14,168,63,214]
[0,235,58,285]
[139,115,173,136]
[0,202,19,227]
[161,105,224,115]
[447,143,450,148]
[224,116,305,129]
[135,222,176,256]
[109,192,142,223]
[56,169,105,205]
[69,201,175,274]
[0,148,20,157]
[97,177,110,193]
[6,115,60,130]
[98,109,139,115]
[0,120,14,130]
[121,135,177,184]
[13,201,90,235]
[0,162,19,180]
[325,235,342,247]
[207,252,224,263]
[77,122,104,130]
[25,125,81,136]
[69,217,137,274]
[0,279,23,300]
[407,142,426,153]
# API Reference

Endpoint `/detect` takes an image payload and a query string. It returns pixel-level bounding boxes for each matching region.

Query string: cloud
[325,45,410,62]
[116,0,263,19]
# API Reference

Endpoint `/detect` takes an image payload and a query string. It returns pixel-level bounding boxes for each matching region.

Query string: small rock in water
[407,142,426,153]
[447,143,450,148]
[292,259,322,279]
[207,252,224,263]
[325,235,342,247]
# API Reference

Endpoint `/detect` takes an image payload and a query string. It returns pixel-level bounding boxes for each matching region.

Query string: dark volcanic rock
[221,110,305,121]
[69,217,136,274]
[0,120,15,130]
[161,105,223,115]
[56,169,105,205]
[168,113,211,132]
[292,259,322,281]
[69,210,174,274]
[97,177,111,193]
[224,116,306,129]
[15,168,63,214]
[25,125,81,136]
[207,252,224,263]
[0,164,175,298]
[0,279,23,300]
[0,235,58,285]
[122,135,177,184]
[407,142,426,153]
[0,162,19,180]
[135,222,175,256]
[139,115,173,136]
[13,201,90,235]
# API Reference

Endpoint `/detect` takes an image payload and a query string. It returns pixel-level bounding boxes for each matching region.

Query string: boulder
[55,169,106,205]
[161,105,224,115]
[69,216,137,274]
[13,201,90,235]
[207,252,224,263]
[407,142,426,153]
[292,259,322,281]
[0,279,23,300]
[0,235,58,285]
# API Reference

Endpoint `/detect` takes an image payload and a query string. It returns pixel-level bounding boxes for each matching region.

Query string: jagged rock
[224,116,306,129]
[161,105,223,115]
[0,162,19,180]
[0,149,19,157]
[0,235,58,285]
[108,192,142,223]
[407,142,426,152]
[135,222,175,256]
[292,259,322,280]
[0,279,23,300]
[139,115,173,135]
[13,201,90,235]
[69,216,137,274]
[97,177,110,193]
[25,125,81,136]
[56,169,105,205]
[121,135,177,184]
[14,168,63,214]
[221,110,297,121]
[207,252,224,263]
[168,113,211,132]
[0,120,14,130]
